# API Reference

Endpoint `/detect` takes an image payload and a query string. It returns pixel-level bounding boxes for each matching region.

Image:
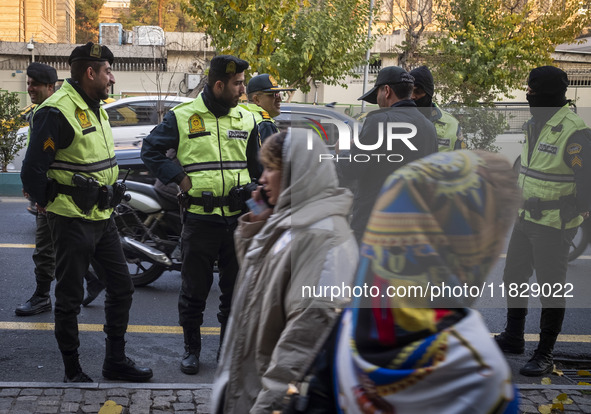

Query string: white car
[103,96,192,147]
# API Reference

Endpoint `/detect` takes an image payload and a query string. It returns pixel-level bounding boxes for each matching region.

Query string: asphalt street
[1,196,591,388]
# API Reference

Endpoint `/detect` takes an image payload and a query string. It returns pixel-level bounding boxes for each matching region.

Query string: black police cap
[209,55,249,78]
[27,62,58,84]
[68,42,114,66]
[359,66,414,104]
[246,74,296,95]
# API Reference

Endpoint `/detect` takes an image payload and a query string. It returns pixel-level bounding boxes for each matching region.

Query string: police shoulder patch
[571,155,583,168]
[261,110,271,120]
[567,143,582,155]
[43,137,55,152]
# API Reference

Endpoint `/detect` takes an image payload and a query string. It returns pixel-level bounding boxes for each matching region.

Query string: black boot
[181,328,201,375]
[62,352,93,383]
[520,350,554,376]
[520,308,563,376]
[82,277,105,307]
[15,282,52,316]
[102,337,153,382]
[494,308,527,354]
[15,294,52,316]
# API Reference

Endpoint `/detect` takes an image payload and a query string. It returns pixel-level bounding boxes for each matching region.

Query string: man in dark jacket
[338,66,438,242]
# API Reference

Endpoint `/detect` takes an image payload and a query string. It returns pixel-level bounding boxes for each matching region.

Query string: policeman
[15,63,105,316]
[338,66,438,242]
[141,55,261,375]
[241,73,295,142]
[410,66,466,152]
[21,42,153,383]
[495,66,591,376]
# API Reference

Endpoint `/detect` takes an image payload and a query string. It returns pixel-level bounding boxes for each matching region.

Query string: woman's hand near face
[249,186,273,222]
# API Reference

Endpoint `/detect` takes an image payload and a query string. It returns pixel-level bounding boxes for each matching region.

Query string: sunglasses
[258,91,283,98]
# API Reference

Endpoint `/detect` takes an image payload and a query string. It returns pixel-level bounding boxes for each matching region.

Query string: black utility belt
[49,178,127,215]
[522,195,577,222]
[187,191,244,213]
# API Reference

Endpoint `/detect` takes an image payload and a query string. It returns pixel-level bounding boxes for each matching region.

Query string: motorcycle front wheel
[115,209,168,287]
[568,225,589,262]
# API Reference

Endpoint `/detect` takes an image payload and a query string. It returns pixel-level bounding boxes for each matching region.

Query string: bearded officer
[141,55,261,375]
[21,42,153,383]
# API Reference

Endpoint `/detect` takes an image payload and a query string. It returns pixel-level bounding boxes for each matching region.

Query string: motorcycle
[569,219,591,262]
[114,180,182,286]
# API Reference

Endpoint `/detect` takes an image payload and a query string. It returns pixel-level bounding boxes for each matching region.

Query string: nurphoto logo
[301,119,419,163]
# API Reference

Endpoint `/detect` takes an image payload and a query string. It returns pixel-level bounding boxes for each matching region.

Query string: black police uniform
[497,66,591,377]
[141,55,261,373]
[21,42,151,383]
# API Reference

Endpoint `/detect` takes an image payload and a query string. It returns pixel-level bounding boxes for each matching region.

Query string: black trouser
[178,217,239,330]
[32,213,55,293]
[502,218,576,346]
[46,213,134,353]
[33,213,103,295]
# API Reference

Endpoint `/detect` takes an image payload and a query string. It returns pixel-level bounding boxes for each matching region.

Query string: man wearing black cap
[21,42,153,383]
[496,66,591,376]
[141,55,261,375]
[16,62,105,316]
[338,65,438,242]
[242,73,295,142]
[410,65,466,152]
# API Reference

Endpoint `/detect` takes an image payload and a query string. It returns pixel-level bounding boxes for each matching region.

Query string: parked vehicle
[103,96,192,147]
[115,180,182,286]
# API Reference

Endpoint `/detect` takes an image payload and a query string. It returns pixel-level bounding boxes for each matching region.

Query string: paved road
[1,196,591,413]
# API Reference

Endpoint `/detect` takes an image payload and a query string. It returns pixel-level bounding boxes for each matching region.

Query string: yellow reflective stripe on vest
[50,156,117,173]
[519,166,575,183]
[184,161,248,173]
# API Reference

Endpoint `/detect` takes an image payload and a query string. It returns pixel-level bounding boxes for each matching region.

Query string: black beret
[409,66,434,98]
[528,66,569,96]
[209,55,249,78]
[68,42,114,66]
[27,62,58,84]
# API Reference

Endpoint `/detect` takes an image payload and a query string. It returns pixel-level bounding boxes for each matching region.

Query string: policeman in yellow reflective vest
[495,66,591,376]
[410,66,466,152]
[21,42,153,383]
[16,63,105,317]
[141,55,261,375]
[241,73,295,143]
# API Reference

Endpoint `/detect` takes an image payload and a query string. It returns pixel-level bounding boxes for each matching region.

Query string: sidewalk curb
[0,381,213,390]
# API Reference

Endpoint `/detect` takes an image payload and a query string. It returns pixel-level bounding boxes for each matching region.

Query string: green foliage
[446,106,507,151]
[0,92,27,172]
[75,0,106,43]
[119,0,200,32]
[184,0,378,93]
[426,0,591,105]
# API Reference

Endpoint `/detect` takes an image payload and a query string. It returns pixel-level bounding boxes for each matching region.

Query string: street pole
[361,0,374,114]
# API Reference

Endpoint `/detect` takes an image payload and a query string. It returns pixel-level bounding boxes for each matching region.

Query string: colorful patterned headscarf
[334,150,520,414]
